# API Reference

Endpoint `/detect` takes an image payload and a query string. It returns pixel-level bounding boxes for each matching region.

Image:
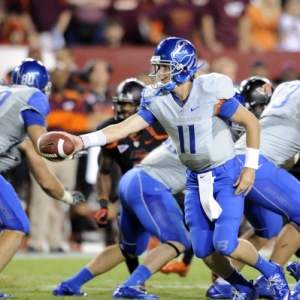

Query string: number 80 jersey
[140,73,237,172]
[0,85,49,172]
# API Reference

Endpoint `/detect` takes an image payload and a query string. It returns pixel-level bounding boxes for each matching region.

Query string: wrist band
[294,153,300,164]
[99,198,108,209]
[244,147,259,169]
[60,189,73,204]
[79,131,106,149]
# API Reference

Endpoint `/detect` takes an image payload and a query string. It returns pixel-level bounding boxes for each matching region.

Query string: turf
[0,253,297,300]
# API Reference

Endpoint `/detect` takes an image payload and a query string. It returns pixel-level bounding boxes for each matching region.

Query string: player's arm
[230,105,260,151]
[97,148,113,200]
[72,114,150,152]
[230,105,260,195]
[27,124,47,154]
[21,108,48,154]
[94,148,114,227]
[19,139,85,205]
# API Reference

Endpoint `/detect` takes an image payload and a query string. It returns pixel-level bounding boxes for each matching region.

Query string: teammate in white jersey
[0,59,85,298]
[47,37,290,299]
[206,77,285,299]
[52,138,190,299]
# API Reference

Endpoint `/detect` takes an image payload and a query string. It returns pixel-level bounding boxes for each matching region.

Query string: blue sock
[66,267,94,290]
[224,269,252,292]
[123,265,152,286]
[253,254,277,278]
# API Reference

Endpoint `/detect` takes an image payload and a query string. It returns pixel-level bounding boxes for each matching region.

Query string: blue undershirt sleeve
[219,97,240,119]
[21,109,46,129]
[137,107,157,125]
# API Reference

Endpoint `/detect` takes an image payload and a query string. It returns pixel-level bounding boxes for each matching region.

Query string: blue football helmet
[11,58,51,96]
[148,37,200,91]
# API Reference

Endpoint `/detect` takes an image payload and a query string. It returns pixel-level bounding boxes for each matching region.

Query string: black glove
[94,198,109,227]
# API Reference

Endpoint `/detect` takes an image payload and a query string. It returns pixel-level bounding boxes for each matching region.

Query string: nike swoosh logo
[199,175,205,178]
[41,142,55,149]
[191,106,200,112]
[257,164,263,169]
[145,140,152,145]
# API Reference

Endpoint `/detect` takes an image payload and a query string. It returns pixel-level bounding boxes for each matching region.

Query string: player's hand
[71,191,86,205]
[94,198,109,227]
[60,190,86,205]
[233,168,255,196]
[61,132,84,152]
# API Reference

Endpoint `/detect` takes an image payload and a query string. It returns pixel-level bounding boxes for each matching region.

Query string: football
[37,131,75,161]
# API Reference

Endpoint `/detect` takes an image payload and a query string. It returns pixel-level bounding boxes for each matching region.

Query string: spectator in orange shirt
[238,0,281,53]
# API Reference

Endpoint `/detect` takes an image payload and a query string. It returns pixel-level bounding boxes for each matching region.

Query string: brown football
[37,131,75,161]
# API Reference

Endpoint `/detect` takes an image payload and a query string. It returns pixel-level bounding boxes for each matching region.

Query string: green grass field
[0,253,297,300]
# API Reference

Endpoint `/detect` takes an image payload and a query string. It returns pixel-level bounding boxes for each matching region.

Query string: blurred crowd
[0,0,300,53]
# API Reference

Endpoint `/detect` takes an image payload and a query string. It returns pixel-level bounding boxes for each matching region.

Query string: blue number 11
[177,125,196,154]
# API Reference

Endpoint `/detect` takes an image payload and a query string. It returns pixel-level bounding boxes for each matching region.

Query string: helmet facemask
[149,56,185,91]
[240,76,273,119]
[42,81,52,97]
[113,101,139,120]
[112,78,145,120]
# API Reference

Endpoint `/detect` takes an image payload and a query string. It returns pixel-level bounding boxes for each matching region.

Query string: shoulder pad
[140,86,162,107]
[27,90,50,117]
[200,73,235,99]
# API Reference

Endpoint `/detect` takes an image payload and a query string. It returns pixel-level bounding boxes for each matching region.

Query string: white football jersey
[142,73,236,171]
[235,80,300,166]
[0,85,48,172]
[140,138,186,194]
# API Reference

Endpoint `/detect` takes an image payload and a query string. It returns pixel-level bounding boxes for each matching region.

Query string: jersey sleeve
[26,90,50,117]
[217,97,240,119]
[137,107,156,125]
[21,109,46,128]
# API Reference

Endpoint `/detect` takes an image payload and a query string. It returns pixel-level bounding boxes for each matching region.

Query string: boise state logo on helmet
[171,40,197,73]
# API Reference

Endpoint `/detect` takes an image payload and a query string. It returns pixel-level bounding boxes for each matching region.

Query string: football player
[50,37,290,299]
[94,77,168,275]
[0,59,85,298]
[208,76,300,300]
[53,138,190,299]
[161,89,246,278]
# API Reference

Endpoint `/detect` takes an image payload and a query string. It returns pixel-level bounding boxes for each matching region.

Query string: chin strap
[161,61,206,92]
[160,81,177,92]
